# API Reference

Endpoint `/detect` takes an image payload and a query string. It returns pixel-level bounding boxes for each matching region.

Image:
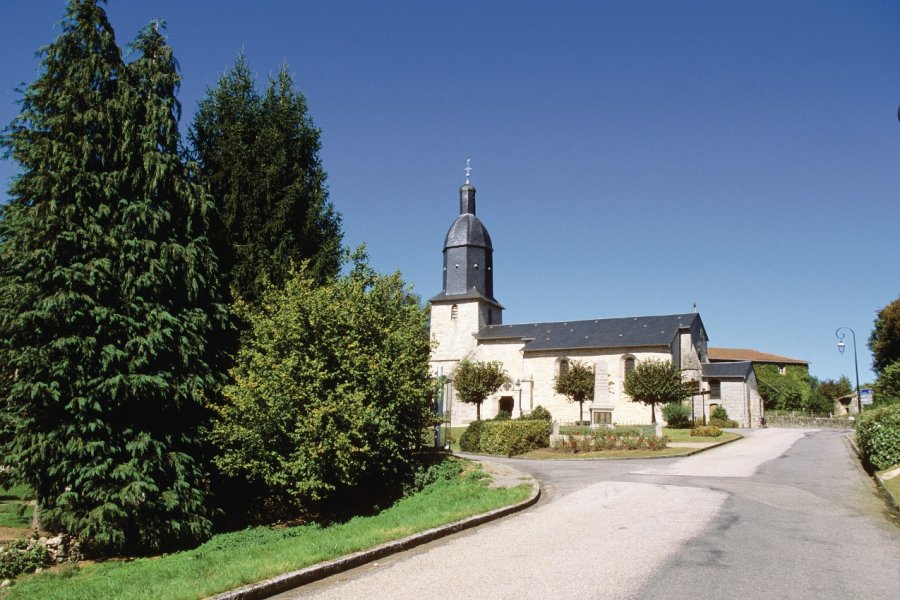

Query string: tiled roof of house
[476,313,703,352]
[708,348,808,365]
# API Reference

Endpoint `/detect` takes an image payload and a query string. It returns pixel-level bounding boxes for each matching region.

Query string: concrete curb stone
[209,463,540,600]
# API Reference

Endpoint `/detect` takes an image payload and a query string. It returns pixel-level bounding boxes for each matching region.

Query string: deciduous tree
[869,296,900,375]
[554,360,594,424]
[209,250,434,518]
[623,359,691,424]
[453,360,509,421]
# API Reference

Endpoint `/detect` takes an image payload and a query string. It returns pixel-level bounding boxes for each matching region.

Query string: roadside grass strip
[0,462,530,600]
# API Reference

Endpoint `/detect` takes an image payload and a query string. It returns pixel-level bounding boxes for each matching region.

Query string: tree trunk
[579,401,584,424]
[476,402,481,421]
[650,403,657,424]
[31,494,41,533]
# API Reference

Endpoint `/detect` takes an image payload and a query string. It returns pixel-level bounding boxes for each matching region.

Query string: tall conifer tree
[0,2,224,554]
[190,59,342,303]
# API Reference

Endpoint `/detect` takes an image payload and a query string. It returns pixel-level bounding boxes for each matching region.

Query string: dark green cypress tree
[190,58,342,303]
[0,2,224,554]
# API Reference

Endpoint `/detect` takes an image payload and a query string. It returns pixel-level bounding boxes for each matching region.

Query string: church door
[498,396,514,416]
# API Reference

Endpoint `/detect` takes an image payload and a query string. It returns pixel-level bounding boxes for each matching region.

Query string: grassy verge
[663,429,742,444]
[0,484,33,530]
[1,460,529,600]
[877,466,900,509]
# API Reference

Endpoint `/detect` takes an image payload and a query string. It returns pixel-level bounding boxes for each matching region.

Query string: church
[428,170,764,428]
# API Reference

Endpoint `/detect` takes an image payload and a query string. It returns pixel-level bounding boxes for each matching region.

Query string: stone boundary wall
[765,415,854,430]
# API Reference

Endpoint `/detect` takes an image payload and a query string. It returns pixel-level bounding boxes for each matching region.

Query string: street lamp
[835,327,862,415]
[514,379,523,417]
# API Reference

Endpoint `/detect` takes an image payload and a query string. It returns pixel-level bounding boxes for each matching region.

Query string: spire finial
[464,158,471,184]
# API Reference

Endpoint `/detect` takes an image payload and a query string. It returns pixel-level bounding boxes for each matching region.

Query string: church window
[451,304,458,320]
[624,357,636,379]
[558,358,569,377]
[709,379,721,400]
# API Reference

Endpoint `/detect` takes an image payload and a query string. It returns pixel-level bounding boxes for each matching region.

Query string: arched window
[623,357,636,379]
[450,304,458,320]
[709,379,721,400]
[557,358,569,377]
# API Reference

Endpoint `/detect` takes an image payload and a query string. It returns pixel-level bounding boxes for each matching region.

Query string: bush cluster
[0,538,49,580]
[709,418,739,428]
[479,420,552,457]
[459,420,485,452]
[855,404,900,470]
[552,432,669,453]
[662,402,692,428]
[459,418,551,456]
[525,406,553,421]
[691,426,722,437]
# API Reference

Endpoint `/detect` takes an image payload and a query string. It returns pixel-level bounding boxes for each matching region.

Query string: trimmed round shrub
[662,402,692,428]
[711,405,729,421]
[459,420,485,453]
[523,405,552,421]
[856,404,900,470]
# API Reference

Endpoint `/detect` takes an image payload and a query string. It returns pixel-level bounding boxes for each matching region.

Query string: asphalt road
[275,429,899,599]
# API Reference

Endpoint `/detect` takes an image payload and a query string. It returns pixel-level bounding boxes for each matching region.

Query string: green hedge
[478,420,551,457]
[856,404,900,470]
[459,420,485,453]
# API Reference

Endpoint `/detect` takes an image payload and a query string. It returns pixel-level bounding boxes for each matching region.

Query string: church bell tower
[429,162,503,366]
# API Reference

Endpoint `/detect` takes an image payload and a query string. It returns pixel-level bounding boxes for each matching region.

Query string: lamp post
[514,379,523,417]
[835,327,862,415]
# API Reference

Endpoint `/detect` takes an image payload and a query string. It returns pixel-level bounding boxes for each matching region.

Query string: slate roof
[702,361,753,379]
[444,213,493,249]
[476,313,704,352]
[708,348,808,365]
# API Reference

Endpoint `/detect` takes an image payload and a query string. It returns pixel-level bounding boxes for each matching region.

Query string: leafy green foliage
[190,56,342,303]
[623,359,692,423]
[553,360,595,423]
[662,402,692,428]
[459,420,485,453]
[476,420,551,456]
[523,405,552,421]
[209,252,434,519]
[754,364,812,412]
[452,359,509,420]
[873,361,900,406]
[868,296,900,375]
[0,538,49,580]
[0,3,224,554]
[552,431,669,453]
[710,405,729,421]
[855,404,900,470]
[691,426,722,437]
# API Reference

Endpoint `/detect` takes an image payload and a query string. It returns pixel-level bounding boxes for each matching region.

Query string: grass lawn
[0,484,33,529]
[1,460,530,600]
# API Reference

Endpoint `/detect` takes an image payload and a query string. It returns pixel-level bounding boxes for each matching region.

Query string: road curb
[210,463,540,600]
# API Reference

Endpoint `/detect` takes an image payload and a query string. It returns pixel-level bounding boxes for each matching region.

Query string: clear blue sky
[1,1,898,386]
